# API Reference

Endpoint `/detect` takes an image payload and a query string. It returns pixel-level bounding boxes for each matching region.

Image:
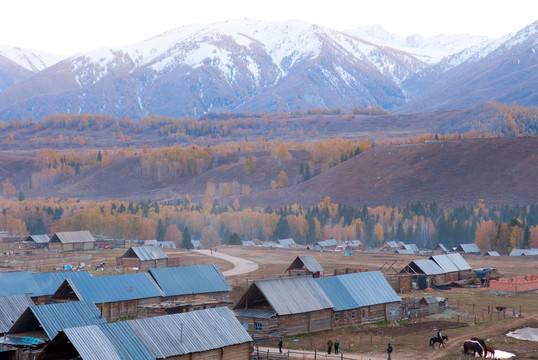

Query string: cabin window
[362,310,366,318]
[334,313,340,321]
[344,313,348,320]
[255,323,263,331]
[242,322,249,330]
[352,311,356,319]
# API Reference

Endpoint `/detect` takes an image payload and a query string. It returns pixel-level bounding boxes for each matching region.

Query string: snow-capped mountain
[347,25,495,65]
[0,45,60,72]
[0,19,536,120]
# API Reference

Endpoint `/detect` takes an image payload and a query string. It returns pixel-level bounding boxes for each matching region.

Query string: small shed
[455,243,481,254]
[118,246,168,269]
[403,244,420,253]
[233,276,334,338]
[509,248,538,256]
[278,238,296,249]
[381,240,401,252]
[433,244,448,254]
[25,235,50,249]
[49,231,95,251]
[485,251,501,256]
[310,239,338,251]
[38,307,252,360]
[286,255,324,278]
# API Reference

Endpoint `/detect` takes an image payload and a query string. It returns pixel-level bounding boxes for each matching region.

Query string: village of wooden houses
[0,230,534,359]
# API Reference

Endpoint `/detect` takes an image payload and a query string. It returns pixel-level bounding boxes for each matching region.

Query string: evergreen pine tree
[156,219,166,241]
[181,227,193,249]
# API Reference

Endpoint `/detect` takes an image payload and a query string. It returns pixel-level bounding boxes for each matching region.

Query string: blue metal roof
[316,271,400,311]
[9,301,106,340]
[33,271,92,297]
[0,294,34,334]
[67,273,164,303]
[149,264,231,297]
[0,271,41,297]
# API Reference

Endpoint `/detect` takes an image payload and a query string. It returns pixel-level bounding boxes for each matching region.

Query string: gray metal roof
[421,296,439,304]
[149,264,231,297]
[315,239,338,247]
[0,294,34,334]
[410,260,446,275]
[430,255,459,273]
[9,301,106,340]
[56,308,250,360]
[127,307,252,358]
[316,271,400,311]
[435,244,448,252]
[446,253,472,271]
[62,325,127,360]
[233,309,277,319]
[298,255,324,273]
[241,240,256,246]
[33,271,92,297]
[457,243,481,253]
[396,249,415,255]
[50,231,95,244]
[123,246,168,261]
[64,273,164,303]
[0,271,41,297]
[25,234,50,244]
[253,276,333,315]
[404,244,420,252]
[485,251,501,256]
[278,238,296,248]
[509,248,538,256]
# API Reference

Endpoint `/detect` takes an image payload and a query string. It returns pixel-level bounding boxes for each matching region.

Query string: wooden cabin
[49,231,95,251]
[286,255,324,278]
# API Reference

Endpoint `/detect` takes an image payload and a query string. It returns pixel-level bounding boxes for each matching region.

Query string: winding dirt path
[194,249,258,276]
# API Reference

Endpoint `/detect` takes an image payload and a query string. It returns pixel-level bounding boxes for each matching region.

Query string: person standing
[387,343,393,360]
[278,338,283,353]
[334,339,340,354]
[327,339,333,354]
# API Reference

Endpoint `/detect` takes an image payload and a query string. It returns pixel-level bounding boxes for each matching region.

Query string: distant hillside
[3,137,536,208]
[239,137,538,208]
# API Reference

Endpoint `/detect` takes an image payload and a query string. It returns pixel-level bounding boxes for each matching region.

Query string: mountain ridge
[0,19,536,120]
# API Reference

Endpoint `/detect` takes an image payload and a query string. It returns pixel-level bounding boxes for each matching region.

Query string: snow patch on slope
[0,45,60,72]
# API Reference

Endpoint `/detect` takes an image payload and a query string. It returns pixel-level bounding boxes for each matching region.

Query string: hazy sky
[2,0,536,56]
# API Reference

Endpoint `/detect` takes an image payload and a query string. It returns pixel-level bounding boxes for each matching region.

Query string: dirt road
[194,249,259,276]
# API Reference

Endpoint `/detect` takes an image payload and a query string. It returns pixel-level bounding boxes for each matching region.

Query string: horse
[463,340,483,357]
[430,335,448,348]
[484,345,495,358]
[470,337,486,348]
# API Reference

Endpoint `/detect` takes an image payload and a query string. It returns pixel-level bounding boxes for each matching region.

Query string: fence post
[314,350,317,360]
[381,330,384,343]
[519,305,522,317]
[370,332,373,345]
